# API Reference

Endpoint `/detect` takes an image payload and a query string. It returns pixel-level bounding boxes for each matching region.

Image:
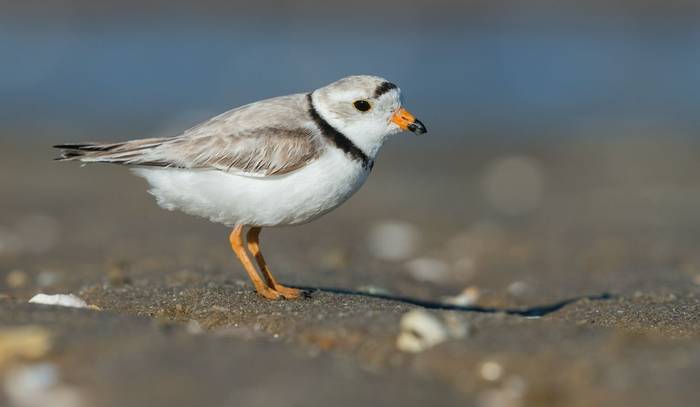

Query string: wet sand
[1,137,700,406]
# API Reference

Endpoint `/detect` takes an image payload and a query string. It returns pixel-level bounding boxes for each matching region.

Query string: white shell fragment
[28,294,89,309]
[442,286,481,306]
[396,309,449,353]
[480,361,505,381]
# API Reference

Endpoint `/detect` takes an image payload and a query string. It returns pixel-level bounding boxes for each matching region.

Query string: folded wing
[54,94,322,176]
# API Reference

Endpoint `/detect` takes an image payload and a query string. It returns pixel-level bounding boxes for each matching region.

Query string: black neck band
[307,93,373,170]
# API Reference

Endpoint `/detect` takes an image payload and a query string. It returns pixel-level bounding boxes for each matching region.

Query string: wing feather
[54,94,323,176]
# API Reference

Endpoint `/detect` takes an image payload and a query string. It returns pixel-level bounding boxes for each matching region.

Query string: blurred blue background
[2,1,699,141]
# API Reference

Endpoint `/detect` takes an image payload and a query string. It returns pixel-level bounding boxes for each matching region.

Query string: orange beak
[391,108,427,134]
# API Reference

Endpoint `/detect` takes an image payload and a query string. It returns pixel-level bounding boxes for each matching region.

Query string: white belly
[132,149,370,227]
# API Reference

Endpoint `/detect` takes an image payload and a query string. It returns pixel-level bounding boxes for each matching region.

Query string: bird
[53,75,427,300]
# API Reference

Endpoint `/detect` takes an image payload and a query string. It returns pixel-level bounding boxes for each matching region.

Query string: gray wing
[54,93,323,176]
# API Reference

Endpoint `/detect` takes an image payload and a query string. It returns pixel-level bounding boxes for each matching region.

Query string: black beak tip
[408,119,427,134]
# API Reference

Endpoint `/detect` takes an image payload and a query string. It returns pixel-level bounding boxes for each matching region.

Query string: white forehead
[320,75,401,101]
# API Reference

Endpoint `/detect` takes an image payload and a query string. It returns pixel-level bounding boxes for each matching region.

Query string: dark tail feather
[53,142,127,161]
[53,138,169,165]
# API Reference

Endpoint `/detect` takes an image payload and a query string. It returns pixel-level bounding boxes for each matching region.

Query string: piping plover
[54,75,427,300]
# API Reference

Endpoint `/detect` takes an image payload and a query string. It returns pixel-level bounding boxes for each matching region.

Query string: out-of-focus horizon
[2,0,699,142]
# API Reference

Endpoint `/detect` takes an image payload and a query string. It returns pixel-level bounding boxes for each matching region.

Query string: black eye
[353,100,371,112]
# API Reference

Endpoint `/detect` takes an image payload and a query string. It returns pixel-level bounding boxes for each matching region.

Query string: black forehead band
[374,81,398,98]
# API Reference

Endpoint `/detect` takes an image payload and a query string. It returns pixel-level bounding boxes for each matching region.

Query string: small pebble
[367,221,421,261]
[443,286,481,306]
[5,362,58,392]
[405,257,450,283]
[6,270,29,289]
[356,285,392,295]
[4,363,85,407]
[0,326,53,367]
[396,309,449,353]
[506,281,531,298]
[480,360,505,381]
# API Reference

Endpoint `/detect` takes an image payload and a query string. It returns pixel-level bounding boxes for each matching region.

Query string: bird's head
[310,75,426,158]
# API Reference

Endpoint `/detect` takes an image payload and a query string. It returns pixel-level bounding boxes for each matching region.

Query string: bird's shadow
[292,285,615,318]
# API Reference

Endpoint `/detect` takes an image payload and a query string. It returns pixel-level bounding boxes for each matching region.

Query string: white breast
[132,148,370,227]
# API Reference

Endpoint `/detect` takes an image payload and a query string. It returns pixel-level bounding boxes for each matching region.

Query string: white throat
[310,92,389,160]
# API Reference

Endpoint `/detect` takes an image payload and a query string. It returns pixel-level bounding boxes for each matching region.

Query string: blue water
[1,15,699,137]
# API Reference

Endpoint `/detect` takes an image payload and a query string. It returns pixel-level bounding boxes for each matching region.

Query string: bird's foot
[254,285,284,300]
[271,284,310,300]
[254,284,309,300]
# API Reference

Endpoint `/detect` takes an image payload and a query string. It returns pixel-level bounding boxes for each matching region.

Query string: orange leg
[247,227,303,299]
[229,225,283,300]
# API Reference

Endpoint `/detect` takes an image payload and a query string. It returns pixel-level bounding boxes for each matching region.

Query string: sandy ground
[2,137,700,406]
